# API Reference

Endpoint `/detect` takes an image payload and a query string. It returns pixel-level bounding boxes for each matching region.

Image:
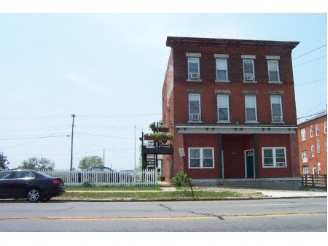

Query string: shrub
[170,172,191,187]
[82,181,94,187]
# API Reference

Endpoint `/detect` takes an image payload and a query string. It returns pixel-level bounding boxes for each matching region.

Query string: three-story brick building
[161,36,301,189]
[298,112,327,176]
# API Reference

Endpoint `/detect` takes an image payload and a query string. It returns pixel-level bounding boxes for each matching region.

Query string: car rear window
[0,171,13,180]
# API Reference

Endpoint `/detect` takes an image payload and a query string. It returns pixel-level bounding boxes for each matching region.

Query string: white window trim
[188,147,215,169]
[267,60,281,83]
[302,150,308,163]
[311,145,315,157]
[187,57,201,82]
[215,54,229,82]
[270,95,284,123]
[262,147,287,168]
[217,94,230,123]
[317,140,321,153]
[301,128,306,141]
[188,94,202,123]
[315,124,319,136]
[310,125,313,138]
[243,59,256,83]
[245,94,258,123]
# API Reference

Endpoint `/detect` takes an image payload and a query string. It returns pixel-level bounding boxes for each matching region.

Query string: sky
[0,3,327,170]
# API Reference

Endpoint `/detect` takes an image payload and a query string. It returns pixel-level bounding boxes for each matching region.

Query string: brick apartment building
[161,36,301,189]
[298,112,327,176]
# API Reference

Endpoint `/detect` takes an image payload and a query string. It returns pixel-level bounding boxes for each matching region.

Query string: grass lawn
[58,185,247,201]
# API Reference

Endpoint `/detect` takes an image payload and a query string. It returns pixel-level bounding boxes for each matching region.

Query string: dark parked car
[74,166,120,183]
[0,169,65,202]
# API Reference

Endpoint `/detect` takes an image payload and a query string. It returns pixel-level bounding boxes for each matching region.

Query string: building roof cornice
[166,36,299,49]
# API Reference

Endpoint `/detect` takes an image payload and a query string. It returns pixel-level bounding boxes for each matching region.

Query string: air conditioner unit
[245,75,254,81]
[273,116,282,122]
[190,114,200,121]
[190,73,199,79]
[277,162,285,167]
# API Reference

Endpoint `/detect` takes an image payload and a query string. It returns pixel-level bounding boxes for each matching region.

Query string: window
[217,94,230,122]
[310,125,313,138]
[216,59,228,81]
[267,60,280,82]
[188,58,200,80]
[302,167,309,175]
[14,171,34,179]
[315,124,319,136]
[243,59,255,81]
[270,95,283,123]
[311,145,315,157]
[262,147,286,168]
[324,121,327,134]
[301,150,308,162]
[301,128,306,141]
[245,95,257,122]
[317,141,321,153]
[188,94,201,122]
[189,148,214,168]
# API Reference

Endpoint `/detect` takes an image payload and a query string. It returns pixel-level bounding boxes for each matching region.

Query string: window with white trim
[216,59,228,81]
[267,60,280,82]
[217,94,230,122]
[310,125,313,138]
[245,94,257,122]
[270,95,283,123]
[317,140,321,153]
[301,128,306,141]
[262,147,286,168]
[301,150,308,163]
[302,167,309,175]
[188,58,200,80]
[311,145,315,157]
[315,124,319,136]
[324,121,327,134]
[189,148,214,168]
[188,94,201,122]
[243,59,255,81]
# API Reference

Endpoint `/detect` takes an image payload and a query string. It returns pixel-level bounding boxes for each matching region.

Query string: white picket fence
[39,169,158,186]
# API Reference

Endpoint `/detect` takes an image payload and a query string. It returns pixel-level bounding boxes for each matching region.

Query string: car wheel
[26,188,41,202]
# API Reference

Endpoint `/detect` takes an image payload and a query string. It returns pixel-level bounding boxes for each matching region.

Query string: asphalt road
[0,197,326,232]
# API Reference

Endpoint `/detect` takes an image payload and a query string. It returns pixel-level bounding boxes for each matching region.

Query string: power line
[293,44,326,60]
[293,55,326,67]
[295,78,326,86]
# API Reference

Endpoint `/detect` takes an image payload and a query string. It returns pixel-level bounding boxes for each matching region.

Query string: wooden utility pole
[70,114,76,171]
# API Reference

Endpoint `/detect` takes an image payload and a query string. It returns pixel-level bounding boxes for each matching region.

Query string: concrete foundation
[192,178,303,190]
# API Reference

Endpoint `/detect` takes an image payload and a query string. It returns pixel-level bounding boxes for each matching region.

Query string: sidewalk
[255,188,327,198]
[191,187,327,199]
[159,181,327,198]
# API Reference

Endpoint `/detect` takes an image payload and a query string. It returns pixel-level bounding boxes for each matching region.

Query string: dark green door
[245,150,254,178]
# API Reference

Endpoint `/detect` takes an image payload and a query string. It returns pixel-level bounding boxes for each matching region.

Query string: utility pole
[103,149,105,167]
[134,126,136,170]
[70,114,76,171]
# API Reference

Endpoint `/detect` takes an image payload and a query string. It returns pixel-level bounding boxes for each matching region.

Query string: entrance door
[245,150,255,178]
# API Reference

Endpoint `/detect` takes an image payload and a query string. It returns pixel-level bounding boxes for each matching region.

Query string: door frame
[244,149,255,179]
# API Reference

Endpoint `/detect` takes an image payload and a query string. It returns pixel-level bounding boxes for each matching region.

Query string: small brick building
[161,36,301,189]
[298,112,327,176]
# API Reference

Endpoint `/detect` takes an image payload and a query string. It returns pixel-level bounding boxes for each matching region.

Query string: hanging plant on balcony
[143,132,173,141]
[149,122,169,132]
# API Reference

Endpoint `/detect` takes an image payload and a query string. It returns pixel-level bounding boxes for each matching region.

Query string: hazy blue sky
[0,8,326,170]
